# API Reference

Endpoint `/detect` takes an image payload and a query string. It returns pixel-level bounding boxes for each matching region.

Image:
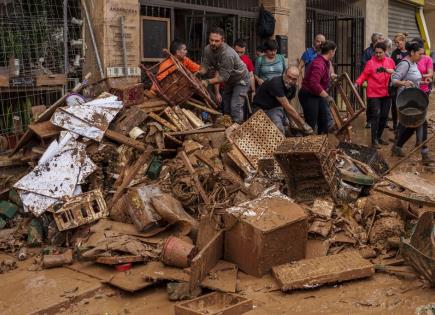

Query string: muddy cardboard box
[224,193,307,277]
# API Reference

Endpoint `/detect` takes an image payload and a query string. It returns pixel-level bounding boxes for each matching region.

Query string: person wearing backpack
[355,42,395,148]
[254,39,287,85]
[391,41,434,165]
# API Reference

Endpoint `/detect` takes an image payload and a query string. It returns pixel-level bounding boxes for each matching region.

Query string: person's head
[394,32,408,50]
[263,39,278,58]
[234,38,247,57]
[371,32,384,45]
[313,33,326,51]
[169,40,187,60]
[209,27,225,51]
[405,40,425,62]
[256,44,264,57]
[374,42,387,60]
[283,66,299,87]
[320,40,337,60]
[383,38,393,53]
[411,37,426,54]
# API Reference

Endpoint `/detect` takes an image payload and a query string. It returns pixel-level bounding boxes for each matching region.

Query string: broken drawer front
[52,190,108,231]
[272,251,375,291]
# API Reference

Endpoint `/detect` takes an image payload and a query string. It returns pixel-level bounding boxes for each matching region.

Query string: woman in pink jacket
[355,42,395,148]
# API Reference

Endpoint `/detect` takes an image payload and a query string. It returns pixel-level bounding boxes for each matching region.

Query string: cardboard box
[224,193,307,277]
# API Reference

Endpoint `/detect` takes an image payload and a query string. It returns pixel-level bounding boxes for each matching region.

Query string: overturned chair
[141,50,216,109]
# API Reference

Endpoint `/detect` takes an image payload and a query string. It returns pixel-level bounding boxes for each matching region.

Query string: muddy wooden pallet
[272,251,375,291]
[230,110,284,175]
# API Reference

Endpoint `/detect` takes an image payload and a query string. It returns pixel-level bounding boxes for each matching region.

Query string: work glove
[302,123,314,135]
[376,67,386,73]
[324,95,335,106]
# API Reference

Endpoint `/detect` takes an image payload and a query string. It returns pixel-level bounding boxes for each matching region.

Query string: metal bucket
[397,88,429,128]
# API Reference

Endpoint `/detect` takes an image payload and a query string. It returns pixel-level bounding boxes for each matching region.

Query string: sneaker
[378,138,389,145]
[365,122,371,129]
[391,146,405,157]
[422,152,435,165]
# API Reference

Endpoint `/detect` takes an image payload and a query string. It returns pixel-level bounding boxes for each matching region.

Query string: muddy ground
[1,98,434,315]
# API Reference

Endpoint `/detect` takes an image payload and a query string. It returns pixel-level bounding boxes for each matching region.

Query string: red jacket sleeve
[244,56,254,72]
[355,60,371,85]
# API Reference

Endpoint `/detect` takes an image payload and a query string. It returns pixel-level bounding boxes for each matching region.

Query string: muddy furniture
[51,190,108,231]
[224,194,307,277]
[330,73,366,141]
[174,292,253,315]
[400,211,435,286]
[142,50,216,108]
[274,135,330,202]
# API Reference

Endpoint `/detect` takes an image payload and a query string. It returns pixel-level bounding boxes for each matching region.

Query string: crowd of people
[155,27,434,165]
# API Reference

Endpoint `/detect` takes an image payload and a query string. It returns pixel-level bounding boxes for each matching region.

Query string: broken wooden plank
[201,260,238,293]
[180,151,210,204]
[28,121,61,139]
[189,230,224,292]
[181,108,205,128]
[374,187,435,207]
[136,99,168,108]
[105,129,147,151]
[168,128,226,137]
[272,251,374,291]
[96,255,144,265]
[173,106,194,130]
[148,112,178,132]
[164,106,188,131]
[185,100,222,116]
[108,264,155,292]
[111,107,148,135]
[142,261,190,282]
[109,150,152,208]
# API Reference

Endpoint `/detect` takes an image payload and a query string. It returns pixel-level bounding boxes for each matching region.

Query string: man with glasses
[253,66,313,135]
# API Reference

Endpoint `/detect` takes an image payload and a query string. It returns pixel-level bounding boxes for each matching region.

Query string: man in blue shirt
[301,33,325,68]
[362,32,384,67]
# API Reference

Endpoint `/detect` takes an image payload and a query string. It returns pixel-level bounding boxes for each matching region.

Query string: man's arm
[276,96,313,134]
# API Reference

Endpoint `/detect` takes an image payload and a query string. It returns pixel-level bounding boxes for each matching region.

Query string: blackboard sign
[141,17,170,62]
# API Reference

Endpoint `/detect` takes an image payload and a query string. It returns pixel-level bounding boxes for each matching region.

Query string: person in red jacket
[355,42,395,148]
[298,40,337,134]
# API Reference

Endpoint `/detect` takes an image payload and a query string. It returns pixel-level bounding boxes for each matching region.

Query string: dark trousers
[298,89,329,134]
[396,121,428,152]
[391,97,398,129]
[367,97,391,144]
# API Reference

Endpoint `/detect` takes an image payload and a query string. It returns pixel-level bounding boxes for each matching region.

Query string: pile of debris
[0,61,434,314]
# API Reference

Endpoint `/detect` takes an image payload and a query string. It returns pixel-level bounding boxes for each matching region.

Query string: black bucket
[396,88,429,128]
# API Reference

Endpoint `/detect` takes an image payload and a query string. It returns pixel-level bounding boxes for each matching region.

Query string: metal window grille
[0,0,81,147]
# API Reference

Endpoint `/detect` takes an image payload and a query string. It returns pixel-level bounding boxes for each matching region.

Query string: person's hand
[403,80,414,87]
[376,66,386,73]
[257,78,264,86]
[331,73,338,80]
[215,92,222,104]
[201,79,210,88]
[324,95,335,105]
[424,77,433,84]
[303,123,314,135]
